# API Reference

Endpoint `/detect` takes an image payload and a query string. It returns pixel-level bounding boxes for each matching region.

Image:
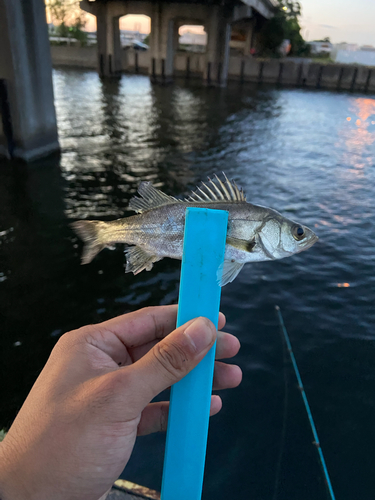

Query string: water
[1,69,375,500]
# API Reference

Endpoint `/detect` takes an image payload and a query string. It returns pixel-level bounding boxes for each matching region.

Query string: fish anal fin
[128,182,180,214]
[125,246,162,275]
[217,260,244,287]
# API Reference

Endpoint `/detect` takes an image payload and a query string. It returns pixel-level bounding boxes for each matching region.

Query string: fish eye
[292,225,305,241]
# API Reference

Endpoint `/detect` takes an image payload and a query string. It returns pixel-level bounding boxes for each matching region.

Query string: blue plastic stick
[161,207,228,500]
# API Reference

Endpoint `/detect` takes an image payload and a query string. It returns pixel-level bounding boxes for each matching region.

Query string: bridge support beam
[149,5,178,82]
[97,6,122,77]
[0,0,59,161]
[204,8,232,86]
[81,0,124,77]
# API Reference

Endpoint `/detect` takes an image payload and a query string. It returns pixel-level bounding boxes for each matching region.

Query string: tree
[45,0,87,45]
[259,0,310,57]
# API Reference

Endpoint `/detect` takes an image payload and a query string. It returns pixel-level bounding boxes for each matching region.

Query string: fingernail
[184,317,216,353]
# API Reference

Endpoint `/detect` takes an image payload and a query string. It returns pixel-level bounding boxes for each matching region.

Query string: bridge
[80,0,275,80]
[0,0,275,162]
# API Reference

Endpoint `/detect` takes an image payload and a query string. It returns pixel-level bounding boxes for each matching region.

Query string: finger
[215,331,240,360]
[213,361,242,391]
[127,312,226,363]
[96,306,225,349]
[75,306,179,367]
[217,312,226,331]
[99,305,178,347]
[128,317,217,407]
[137,396,222,436]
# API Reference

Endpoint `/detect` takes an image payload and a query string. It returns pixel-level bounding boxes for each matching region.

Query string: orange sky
[46,3,206,36]
[84,14,204,34]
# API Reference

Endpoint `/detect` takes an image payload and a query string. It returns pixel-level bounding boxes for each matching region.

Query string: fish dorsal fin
[129,182,180,213]
[185,173,247,203]
[217,260,244,287]
[125,245,162,274]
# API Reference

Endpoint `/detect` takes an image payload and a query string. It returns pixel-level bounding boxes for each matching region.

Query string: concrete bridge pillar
[96,4,122,77]
[244,18,256,55]
[204,7,232,85]
[149,4,178,82]
[0,0,59,161]
[81,0,123,77]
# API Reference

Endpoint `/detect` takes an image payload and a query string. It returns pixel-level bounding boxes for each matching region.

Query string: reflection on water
[1,69,375,500]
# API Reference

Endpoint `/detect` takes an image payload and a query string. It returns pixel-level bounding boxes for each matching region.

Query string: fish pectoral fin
[227,237,256,252]
[125,246,162,275]
[217,260,245,287]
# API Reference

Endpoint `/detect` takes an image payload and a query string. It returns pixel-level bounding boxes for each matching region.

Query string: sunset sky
[300,0,375,46]
[81,0,375,46]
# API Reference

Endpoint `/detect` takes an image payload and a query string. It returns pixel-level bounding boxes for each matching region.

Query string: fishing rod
[275,305,336,500]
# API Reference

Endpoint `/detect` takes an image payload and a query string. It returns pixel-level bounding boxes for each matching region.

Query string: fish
[71,174,318,286]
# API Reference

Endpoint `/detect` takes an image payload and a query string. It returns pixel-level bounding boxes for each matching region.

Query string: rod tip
[275,305,280,311]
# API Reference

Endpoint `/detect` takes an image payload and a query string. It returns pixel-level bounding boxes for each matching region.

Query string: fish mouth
[300,233,319,252]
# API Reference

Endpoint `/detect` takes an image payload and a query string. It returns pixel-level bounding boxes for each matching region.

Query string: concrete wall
[123,49,151,73]
[354,66,371,93]
[49,46,375,94]
[320,64,341,89]
[368,69,375,93]
[339,66,356,90]
[175,52,206,76]
[51,46,97,69]
[280,61,305,85]
[261,60,280,83]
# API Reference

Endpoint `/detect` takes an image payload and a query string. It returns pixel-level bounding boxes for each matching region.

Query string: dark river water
[1,69,375,500]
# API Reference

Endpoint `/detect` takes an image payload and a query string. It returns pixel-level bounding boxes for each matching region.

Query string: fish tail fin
[71,220,106,264]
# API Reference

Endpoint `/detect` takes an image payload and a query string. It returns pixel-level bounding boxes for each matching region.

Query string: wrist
[0,441,19,500]
[0,438,38,500]
[0,441,22,500]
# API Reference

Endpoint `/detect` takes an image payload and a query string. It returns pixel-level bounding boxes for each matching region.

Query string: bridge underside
[81,0,275,81]
[0,0,274,161]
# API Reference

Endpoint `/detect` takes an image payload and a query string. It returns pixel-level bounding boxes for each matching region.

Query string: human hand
[0,305,241,500]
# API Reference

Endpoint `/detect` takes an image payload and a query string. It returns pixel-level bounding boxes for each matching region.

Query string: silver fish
[71,174,318,286]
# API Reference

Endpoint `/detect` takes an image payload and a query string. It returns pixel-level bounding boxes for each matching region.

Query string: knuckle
[53,329,80,354]
[58,325,90,347]
[153,341,189,379]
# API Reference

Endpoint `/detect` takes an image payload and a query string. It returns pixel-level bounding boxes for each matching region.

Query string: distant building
[120,30,148,47]
[179,31,207,47]
[308,40,333,55]
[333,47,375,66]
[333,42,358,52]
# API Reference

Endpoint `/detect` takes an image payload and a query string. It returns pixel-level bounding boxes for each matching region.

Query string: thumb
[130,317,217,407]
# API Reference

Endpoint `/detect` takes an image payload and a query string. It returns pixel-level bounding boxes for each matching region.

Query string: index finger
[98,305,226,347]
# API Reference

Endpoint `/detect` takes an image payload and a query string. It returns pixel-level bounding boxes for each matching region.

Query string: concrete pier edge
[50,46,375,94]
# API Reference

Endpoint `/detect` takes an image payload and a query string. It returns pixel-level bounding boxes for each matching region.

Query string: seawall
[50,46,375,93]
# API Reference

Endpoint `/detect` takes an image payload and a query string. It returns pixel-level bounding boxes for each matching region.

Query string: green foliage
[46,0,87,45]
[259,0,310,57]
[0,429,6,442]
